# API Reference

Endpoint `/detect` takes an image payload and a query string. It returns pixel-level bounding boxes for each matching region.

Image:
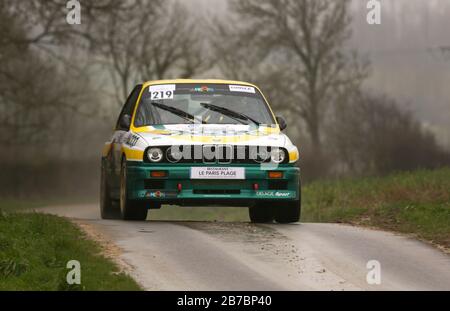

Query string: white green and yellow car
[100,80,301,223]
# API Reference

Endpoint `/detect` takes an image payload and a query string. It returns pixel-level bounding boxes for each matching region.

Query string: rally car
[100,79,301,223]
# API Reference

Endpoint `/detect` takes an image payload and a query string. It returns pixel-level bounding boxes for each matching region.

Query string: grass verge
[302,168,450,250]
[0,212,141,290]
[0,196,97,214]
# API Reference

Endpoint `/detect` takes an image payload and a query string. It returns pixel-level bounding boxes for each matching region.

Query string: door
[109,84,143,196]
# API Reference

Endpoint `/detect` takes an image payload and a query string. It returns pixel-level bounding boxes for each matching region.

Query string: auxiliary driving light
[167,146,183,163]
[147,147,164,163]
[270,148,286,164]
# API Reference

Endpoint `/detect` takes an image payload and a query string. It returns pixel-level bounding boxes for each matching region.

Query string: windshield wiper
[151,102,206,124]
[200,103,260,126]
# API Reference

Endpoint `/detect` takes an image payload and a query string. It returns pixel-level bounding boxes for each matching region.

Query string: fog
[351,0,450,147]
[1,0,449,200]
[193,0,450,146]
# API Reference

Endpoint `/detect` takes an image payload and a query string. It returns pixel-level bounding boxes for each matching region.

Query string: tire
[249,203,274,223]
[274,200,301,224]
[120,160,148,221]
[100,162,121,220]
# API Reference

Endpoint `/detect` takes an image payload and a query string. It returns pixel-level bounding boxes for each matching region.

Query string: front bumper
[126,162,300,206]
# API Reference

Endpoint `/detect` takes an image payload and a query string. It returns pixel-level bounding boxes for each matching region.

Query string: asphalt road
[43,204,450,291]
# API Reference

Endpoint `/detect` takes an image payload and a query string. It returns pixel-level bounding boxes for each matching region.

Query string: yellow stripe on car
[289,150,299,163]
[122,147,144,161]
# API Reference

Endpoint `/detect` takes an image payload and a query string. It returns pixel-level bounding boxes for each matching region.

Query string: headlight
[249,147,270,162]
[147,148,163,163]
[166,146,183,163]
[257,150,270,162]
[257,148,270,162]
[270,148,286,164]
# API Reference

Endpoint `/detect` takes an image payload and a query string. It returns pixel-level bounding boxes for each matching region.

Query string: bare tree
[139,4,210,80]
[0,0,131,48]
[91,1,159,104]
[0,1,107,155]
[328,92,450,176]
[93,0,210,106]
[210,20,270,82]
[216,0,369,153]
[0,0,132,112]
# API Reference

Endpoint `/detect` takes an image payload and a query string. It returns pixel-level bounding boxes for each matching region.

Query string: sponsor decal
[148,125,262,138]
[274,191,291,197]
[145,191,177,199]
[191,167,245,180]
[256,191,292,198]
[125,134,140,147]
[146,191,164,198]
[192,86,215,92]
[229,85,256,94]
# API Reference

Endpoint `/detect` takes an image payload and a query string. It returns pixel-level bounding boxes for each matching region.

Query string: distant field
[0,213,141,290]
[302,168,450,250]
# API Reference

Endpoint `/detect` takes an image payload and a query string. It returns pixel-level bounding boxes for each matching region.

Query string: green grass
[0,196,96,213]
[0,199,47,213]
[0,212,141,290]
[302,167,450,249]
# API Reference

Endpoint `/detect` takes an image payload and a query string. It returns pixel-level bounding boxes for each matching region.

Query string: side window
[116,84,143,130]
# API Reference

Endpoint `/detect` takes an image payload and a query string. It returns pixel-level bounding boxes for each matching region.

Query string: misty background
[0,0,449,201]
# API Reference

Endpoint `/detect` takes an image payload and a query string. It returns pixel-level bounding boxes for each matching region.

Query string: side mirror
[120,114,131,130]
[276,116,287,131]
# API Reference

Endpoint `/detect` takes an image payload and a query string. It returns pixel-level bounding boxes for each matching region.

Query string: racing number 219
[151,90,173,100]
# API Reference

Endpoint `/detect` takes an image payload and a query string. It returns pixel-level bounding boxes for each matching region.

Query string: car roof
[142,79,258,88]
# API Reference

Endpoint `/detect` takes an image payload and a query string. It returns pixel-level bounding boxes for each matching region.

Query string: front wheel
[120,160,148,221]
[249,203,274,223]
[100,162,121,220]
[273,200,301,224]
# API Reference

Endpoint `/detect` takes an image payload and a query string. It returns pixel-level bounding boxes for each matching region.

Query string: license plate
[190,167,245,180]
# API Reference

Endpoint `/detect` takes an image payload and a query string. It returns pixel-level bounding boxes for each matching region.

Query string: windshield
[133,83,275,127]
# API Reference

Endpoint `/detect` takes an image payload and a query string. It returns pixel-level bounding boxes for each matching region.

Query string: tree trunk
[307,106,322,155]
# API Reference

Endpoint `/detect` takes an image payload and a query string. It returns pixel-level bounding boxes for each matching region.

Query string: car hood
[134,124,288,148]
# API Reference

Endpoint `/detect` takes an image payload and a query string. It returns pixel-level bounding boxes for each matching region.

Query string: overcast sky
[351,0,450,146]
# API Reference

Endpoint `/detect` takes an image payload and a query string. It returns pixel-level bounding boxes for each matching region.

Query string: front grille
[144,145,289,164]
[268,180,288,190]
[144,180,165,190]
[193,189,241,195]
[191,180,246,187]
